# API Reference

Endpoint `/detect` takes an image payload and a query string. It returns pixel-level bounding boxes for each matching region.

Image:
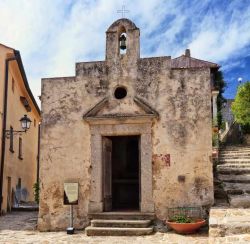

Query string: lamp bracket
[4,129,26,138]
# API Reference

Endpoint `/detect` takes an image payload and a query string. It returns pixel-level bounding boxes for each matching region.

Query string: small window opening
[34,119,36,127]
[114,87,127,99]
[12,78,15,93]
[18,137,23,160]
[9,126,14,153]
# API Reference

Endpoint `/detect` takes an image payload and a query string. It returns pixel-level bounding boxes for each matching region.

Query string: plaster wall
[0,46,13,180]
[0,45,40,213]
[38,19,214,230]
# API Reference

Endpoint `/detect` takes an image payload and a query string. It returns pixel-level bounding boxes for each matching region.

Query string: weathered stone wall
[38,18,213,230]
[149,67,213,218]
[39,76,92,230]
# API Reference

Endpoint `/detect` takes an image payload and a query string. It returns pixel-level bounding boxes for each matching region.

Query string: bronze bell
[119,34,126,50]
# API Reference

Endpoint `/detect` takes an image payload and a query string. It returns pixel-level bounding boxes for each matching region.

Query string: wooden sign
[64,183,78,205]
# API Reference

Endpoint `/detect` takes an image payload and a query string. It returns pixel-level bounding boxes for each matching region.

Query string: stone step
[220,150,250,153]
[218,176,250,184]
[218,159,250,163]
[215,146,250,209]
[219,155,250,159]
[219,152,250,156]
[85,226,154,236]
[217,174,250,183]
[220,147,250,150]
[219,150,250,154]
[209,208,250,237]
[228,194,250,208]
[223,182,250,192]
[220,149,250,152]
[219,156,250,159]
[218,165,250,169]
[217,168,250,175]
[88,212,155,220]
[91,219,151,228]
[217,164,250,169]
[227,189,244,195]
[218,162,250,166]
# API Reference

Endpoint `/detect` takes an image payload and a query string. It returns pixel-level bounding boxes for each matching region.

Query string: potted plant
[166,214,206,234]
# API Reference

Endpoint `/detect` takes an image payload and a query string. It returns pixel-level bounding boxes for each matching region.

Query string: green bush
[33,181,40,204]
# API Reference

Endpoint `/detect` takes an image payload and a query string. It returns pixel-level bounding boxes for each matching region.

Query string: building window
[18,137,23,160]
[12,78,15,93]
[20,97,31,112]
[9,126,14,153]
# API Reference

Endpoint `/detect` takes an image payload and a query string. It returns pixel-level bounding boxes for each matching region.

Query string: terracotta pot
[166,219,206,234]
[213,127,219,133]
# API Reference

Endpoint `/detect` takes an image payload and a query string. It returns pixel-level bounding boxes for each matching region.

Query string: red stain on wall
[153,154,171,167]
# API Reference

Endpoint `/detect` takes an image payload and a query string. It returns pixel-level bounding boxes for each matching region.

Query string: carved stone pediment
[83,96,159,123]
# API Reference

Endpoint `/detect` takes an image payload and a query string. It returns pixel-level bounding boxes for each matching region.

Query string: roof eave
[13,50,41,115]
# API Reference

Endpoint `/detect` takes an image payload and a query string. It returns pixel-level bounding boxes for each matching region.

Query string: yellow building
[0,43,40,214]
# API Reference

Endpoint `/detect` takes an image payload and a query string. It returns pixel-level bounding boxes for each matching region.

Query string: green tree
[214,70,226,128]
[232,81,250,127]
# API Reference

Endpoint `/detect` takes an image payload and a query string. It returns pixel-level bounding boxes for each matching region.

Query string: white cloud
[0,0,250,105]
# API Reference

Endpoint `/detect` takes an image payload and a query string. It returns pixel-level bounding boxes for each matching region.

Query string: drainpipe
[36,123,41,183]
[0,56,17,214]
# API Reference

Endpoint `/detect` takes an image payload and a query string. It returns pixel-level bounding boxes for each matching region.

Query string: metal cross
[117,5,129,18]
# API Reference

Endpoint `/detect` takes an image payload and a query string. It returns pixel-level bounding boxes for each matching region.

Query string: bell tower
[105,18,140,62]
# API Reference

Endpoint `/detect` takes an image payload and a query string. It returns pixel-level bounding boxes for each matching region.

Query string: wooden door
[102,137,112,211]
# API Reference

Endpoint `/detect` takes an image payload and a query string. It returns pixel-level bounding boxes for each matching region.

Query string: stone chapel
[38,18,219,231]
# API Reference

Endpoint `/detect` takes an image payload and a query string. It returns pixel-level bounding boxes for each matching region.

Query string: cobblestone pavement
[0,212,209,244]
[0,211,249,244]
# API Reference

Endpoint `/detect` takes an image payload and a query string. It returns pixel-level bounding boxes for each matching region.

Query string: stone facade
[38,18,219,231]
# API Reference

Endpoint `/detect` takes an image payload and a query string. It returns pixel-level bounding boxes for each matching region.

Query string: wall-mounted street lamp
[5,114,32,137]
[19,115,32,131]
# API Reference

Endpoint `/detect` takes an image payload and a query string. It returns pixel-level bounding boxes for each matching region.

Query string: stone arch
[106,18,138,33]
[105,18,140,61]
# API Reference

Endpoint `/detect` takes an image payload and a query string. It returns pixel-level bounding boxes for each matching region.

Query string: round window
[114,86,127,99]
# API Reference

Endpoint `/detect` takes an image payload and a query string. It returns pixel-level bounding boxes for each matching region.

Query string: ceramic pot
[166,219,206,234]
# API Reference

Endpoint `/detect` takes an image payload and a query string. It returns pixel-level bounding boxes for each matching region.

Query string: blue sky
[0,0,250,103]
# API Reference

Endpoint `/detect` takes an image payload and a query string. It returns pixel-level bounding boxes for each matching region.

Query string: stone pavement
[0,211,249,243]
[209,208,250,237]
[0,211,209,244]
